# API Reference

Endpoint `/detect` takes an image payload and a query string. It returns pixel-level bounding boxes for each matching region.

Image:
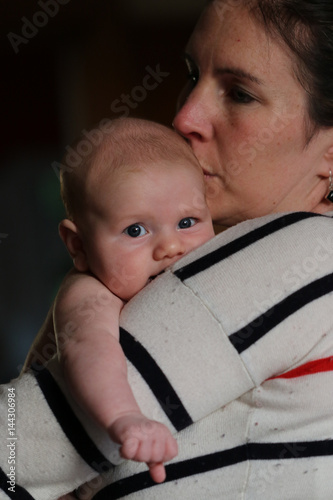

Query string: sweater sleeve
[1,212,333,500]
[0,368,109,500]
[118,211,333,428]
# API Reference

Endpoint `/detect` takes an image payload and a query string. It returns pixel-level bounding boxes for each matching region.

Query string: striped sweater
[1,211,333,499]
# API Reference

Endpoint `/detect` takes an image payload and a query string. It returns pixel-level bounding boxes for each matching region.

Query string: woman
[1,1,333,499]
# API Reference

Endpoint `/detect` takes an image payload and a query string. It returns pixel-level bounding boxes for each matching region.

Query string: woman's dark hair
[248,0,333,134]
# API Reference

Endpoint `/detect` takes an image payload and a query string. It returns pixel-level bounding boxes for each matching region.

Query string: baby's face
[82,160,214,300]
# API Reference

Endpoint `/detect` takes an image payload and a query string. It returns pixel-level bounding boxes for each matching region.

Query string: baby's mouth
[203,169,216,180]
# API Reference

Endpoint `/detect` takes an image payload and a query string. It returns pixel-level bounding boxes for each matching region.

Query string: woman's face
[173,2,332,227]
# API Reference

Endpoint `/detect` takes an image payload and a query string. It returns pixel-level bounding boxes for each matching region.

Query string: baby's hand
[108,413,178,483]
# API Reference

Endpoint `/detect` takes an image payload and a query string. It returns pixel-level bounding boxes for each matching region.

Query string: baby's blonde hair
[60,117,200,221]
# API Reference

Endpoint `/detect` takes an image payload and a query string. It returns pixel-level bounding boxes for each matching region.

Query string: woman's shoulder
[172,211,333,272]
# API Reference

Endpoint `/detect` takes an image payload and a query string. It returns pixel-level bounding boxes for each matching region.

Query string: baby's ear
[58,219,89,272]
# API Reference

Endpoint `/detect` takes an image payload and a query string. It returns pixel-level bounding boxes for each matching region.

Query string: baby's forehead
[84,120,204,197]
[83,153,207,227]
[94,120,197,164]
[92,141,201,178]
[118,157,200,180]
[87,155,203,213]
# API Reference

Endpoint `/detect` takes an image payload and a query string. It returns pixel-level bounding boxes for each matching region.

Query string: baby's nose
[153,234,186,261]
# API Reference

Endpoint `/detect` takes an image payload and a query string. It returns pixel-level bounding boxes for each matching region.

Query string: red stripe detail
[268,356,333,381]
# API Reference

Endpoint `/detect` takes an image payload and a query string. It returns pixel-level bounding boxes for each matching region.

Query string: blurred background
[1,0,207,382]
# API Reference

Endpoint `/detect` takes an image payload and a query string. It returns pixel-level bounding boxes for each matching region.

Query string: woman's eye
[188,71,198,86]
[229,86,255,104]
[184,57,199,86]
[124,224,147,238]
[178,217,196,229]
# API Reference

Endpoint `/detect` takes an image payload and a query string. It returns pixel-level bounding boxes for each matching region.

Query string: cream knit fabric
[1,212,333,499]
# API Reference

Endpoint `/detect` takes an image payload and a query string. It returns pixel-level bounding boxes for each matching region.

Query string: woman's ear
[324,144,333,163]
[58,219,89,272]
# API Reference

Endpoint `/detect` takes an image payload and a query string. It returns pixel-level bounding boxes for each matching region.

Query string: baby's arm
[54,271,178,483]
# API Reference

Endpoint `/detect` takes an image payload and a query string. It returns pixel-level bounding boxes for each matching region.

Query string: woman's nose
[153,234,186,262]
[173,84,214,144]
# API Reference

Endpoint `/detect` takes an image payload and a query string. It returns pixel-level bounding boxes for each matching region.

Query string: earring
[327,170,333,203]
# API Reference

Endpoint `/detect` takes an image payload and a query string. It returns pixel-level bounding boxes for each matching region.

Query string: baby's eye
[229,86,255,104]
[178,217,196,229]
[124,224,147,238]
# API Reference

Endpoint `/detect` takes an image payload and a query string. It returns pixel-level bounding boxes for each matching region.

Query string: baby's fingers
[165,434,178,461]
[140,432,178,464]
[148,462,166,483]
[121,436,140,459]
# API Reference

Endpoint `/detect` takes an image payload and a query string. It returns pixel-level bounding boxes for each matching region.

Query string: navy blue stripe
[174,212,318,281]
[35,367,113,473]
[92,439,333,499]
[229,272,333,353]
[119,328,193,431]
[0,466,35,499]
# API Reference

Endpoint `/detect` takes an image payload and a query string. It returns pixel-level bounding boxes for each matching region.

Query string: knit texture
[1,212,333,499]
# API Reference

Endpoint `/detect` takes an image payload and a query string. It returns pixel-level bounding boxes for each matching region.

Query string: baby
[55,117,215,484]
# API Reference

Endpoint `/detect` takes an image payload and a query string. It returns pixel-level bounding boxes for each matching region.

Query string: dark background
[1,0,207,382]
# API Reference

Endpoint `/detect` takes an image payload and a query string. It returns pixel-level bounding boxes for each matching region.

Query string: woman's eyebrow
[183,52,263,86]
[216,66,263,85]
